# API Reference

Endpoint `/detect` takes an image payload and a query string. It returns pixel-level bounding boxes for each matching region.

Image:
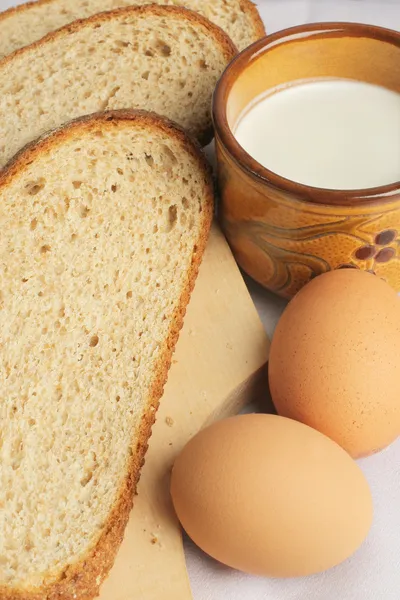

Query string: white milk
[234,79,400,190]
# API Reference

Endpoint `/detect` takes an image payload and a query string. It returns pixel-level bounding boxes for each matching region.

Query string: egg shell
[170,414,373,577]
[269,269,400,458]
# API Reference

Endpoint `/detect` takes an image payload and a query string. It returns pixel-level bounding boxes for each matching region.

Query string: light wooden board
[100,224,270,600]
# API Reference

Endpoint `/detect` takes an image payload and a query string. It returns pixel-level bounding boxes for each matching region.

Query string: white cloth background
[0,0,399,599]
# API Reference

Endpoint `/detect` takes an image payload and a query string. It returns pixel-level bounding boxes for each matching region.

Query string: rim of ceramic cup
[212,22,400,206]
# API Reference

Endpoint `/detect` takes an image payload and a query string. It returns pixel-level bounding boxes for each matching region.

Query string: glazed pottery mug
[213,23,400,299]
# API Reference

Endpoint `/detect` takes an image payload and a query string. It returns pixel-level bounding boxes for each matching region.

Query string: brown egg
[269,269,400,458]
[170,414,373,577]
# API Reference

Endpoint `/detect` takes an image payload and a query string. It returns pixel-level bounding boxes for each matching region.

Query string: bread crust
[0,4,238,65]
[0,4,237,146]
[0,109,214,600]
[0,0,265,48]
[241,0,266,40]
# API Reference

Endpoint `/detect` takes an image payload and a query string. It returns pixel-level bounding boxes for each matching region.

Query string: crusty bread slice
[0,5,236,165]
[0,0,264,58]
[0,109,213,600]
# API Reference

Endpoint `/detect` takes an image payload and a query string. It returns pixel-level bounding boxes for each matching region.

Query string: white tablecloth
[0,1,399,598]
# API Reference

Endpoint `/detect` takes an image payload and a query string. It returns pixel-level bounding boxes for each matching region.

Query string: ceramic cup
[213,22,400,299]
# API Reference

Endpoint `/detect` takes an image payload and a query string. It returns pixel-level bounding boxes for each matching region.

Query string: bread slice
[0,5,236,165]
[0,109,213,600]
[0,0,265,58]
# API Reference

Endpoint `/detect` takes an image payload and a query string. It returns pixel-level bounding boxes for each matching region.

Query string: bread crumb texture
[0,5,237,165]
[0,0,264,58]
[0,111,213,595]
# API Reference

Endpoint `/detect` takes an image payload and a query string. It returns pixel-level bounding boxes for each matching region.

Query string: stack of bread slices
[0,1,264,599]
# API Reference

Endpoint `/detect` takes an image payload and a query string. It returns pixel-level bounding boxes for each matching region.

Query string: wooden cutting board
[99,223,270,600]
